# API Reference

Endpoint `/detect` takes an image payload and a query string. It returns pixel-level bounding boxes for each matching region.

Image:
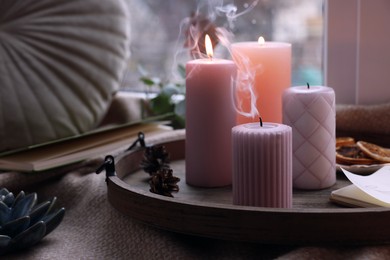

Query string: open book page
[331,184,390,208]
[331,166,390,207]
[342,166,390,204]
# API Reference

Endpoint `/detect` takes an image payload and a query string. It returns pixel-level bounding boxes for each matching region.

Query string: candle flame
[258,36,265,45]
[205,34,213,58]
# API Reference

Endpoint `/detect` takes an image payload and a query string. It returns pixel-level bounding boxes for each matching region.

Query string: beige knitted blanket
[336,102,390,147]
[2,95,390,259]
[0,131,388,259]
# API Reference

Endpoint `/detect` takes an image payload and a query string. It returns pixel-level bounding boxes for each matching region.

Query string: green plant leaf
[138,63,186,130]
[140,77,155,86]
[169,114,185,129]
[140,76,162,86]
[150,94,175,115]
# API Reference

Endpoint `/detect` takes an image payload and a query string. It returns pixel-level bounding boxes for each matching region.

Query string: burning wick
[258,36,265,45]
[259,117,263,127]
[205,34,213,60]
[307,82,310,89]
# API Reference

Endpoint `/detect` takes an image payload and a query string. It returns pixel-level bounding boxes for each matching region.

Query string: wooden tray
[106,136,390,245]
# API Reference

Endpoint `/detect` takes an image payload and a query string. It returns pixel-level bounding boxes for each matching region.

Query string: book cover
[0,119,169,172]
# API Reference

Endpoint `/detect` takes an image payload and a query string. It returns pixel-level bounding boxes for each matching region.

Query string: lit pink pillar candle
[282,85,336,190]
[232,122,292,208]
[231,37,291,124]
[185,37,237,187]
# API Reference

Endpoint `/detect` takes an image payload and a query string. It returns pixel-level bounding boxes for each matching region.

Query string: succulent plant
[0,188,65,255]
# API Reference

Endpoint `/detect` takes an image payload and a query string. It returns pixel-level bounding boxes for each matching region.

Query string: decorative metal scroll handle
[96,132,146,182]
[124,132,146,152]
[95,155,116,183]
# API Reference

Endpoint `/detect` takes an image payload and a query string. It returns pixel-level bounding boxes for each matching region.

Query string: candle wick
[307,82,310,89]
[259,117,263,127]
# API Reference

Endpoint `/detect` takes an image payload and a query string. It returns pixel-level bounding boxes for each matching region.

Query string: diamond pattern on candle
[283,93,336,189]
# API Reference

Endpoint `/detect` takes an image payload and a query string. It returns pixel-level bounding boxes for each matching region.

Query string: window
[326,0,390,105]
[123,0,324,91]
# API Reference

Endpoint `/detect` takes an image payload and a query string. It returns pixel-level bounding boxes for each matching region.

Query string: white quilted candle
[282,85,336,190]
[232,122,292,208]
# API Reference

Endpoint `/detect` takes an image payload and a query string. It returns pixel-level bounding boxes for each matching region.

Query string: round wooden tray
[106,136,390,245]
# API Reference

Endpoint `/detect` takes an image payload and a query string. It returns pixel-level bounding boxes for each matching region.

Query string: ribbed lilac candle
[232,122,293,208]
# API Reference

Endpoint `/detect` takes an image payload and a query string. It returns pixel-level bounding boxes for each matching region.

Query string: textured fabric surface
[0,130,389,259]
[0,0,130,152]
[336,102,390,135]
[336,102,390,147]
[1,97,390,259]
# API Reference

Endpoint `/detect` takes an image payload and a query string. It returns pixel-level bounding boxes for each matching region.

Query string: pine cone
[0,188,65,255]
[149,169,180,197]
[140,145,170,175]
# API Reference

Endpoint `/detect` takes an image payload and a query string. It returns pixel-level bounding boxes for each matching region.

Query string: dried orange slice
[336,144,379,165]
[357,141,390,163]
[336,137,355,147]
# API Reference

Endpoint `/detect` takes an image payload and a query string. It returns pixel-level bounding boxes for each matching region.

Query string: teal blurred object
[0,188,65,255]
[292,66,323,86]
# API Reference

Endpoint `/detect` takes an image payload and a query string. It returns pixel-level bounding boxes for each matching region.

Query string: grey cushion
[0,0,130,152]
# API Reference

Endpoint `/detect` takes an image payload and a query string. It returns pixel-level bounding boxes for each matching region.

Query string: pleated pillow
[0,0,130,152]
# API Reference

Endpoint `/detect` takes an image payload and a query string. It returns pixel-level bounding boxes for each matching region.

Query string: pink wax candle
[231,37,291,124]
[282,85,336,190]
[232,122,292,208]
[185,36,237,187]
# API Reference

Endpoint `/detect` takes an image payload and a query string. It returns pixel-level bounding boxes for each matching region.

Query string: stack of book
[0,120,169,172]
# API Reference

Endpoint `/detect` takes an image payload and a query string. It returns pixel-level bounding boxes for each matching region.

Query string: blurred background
[122,0,324,91]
